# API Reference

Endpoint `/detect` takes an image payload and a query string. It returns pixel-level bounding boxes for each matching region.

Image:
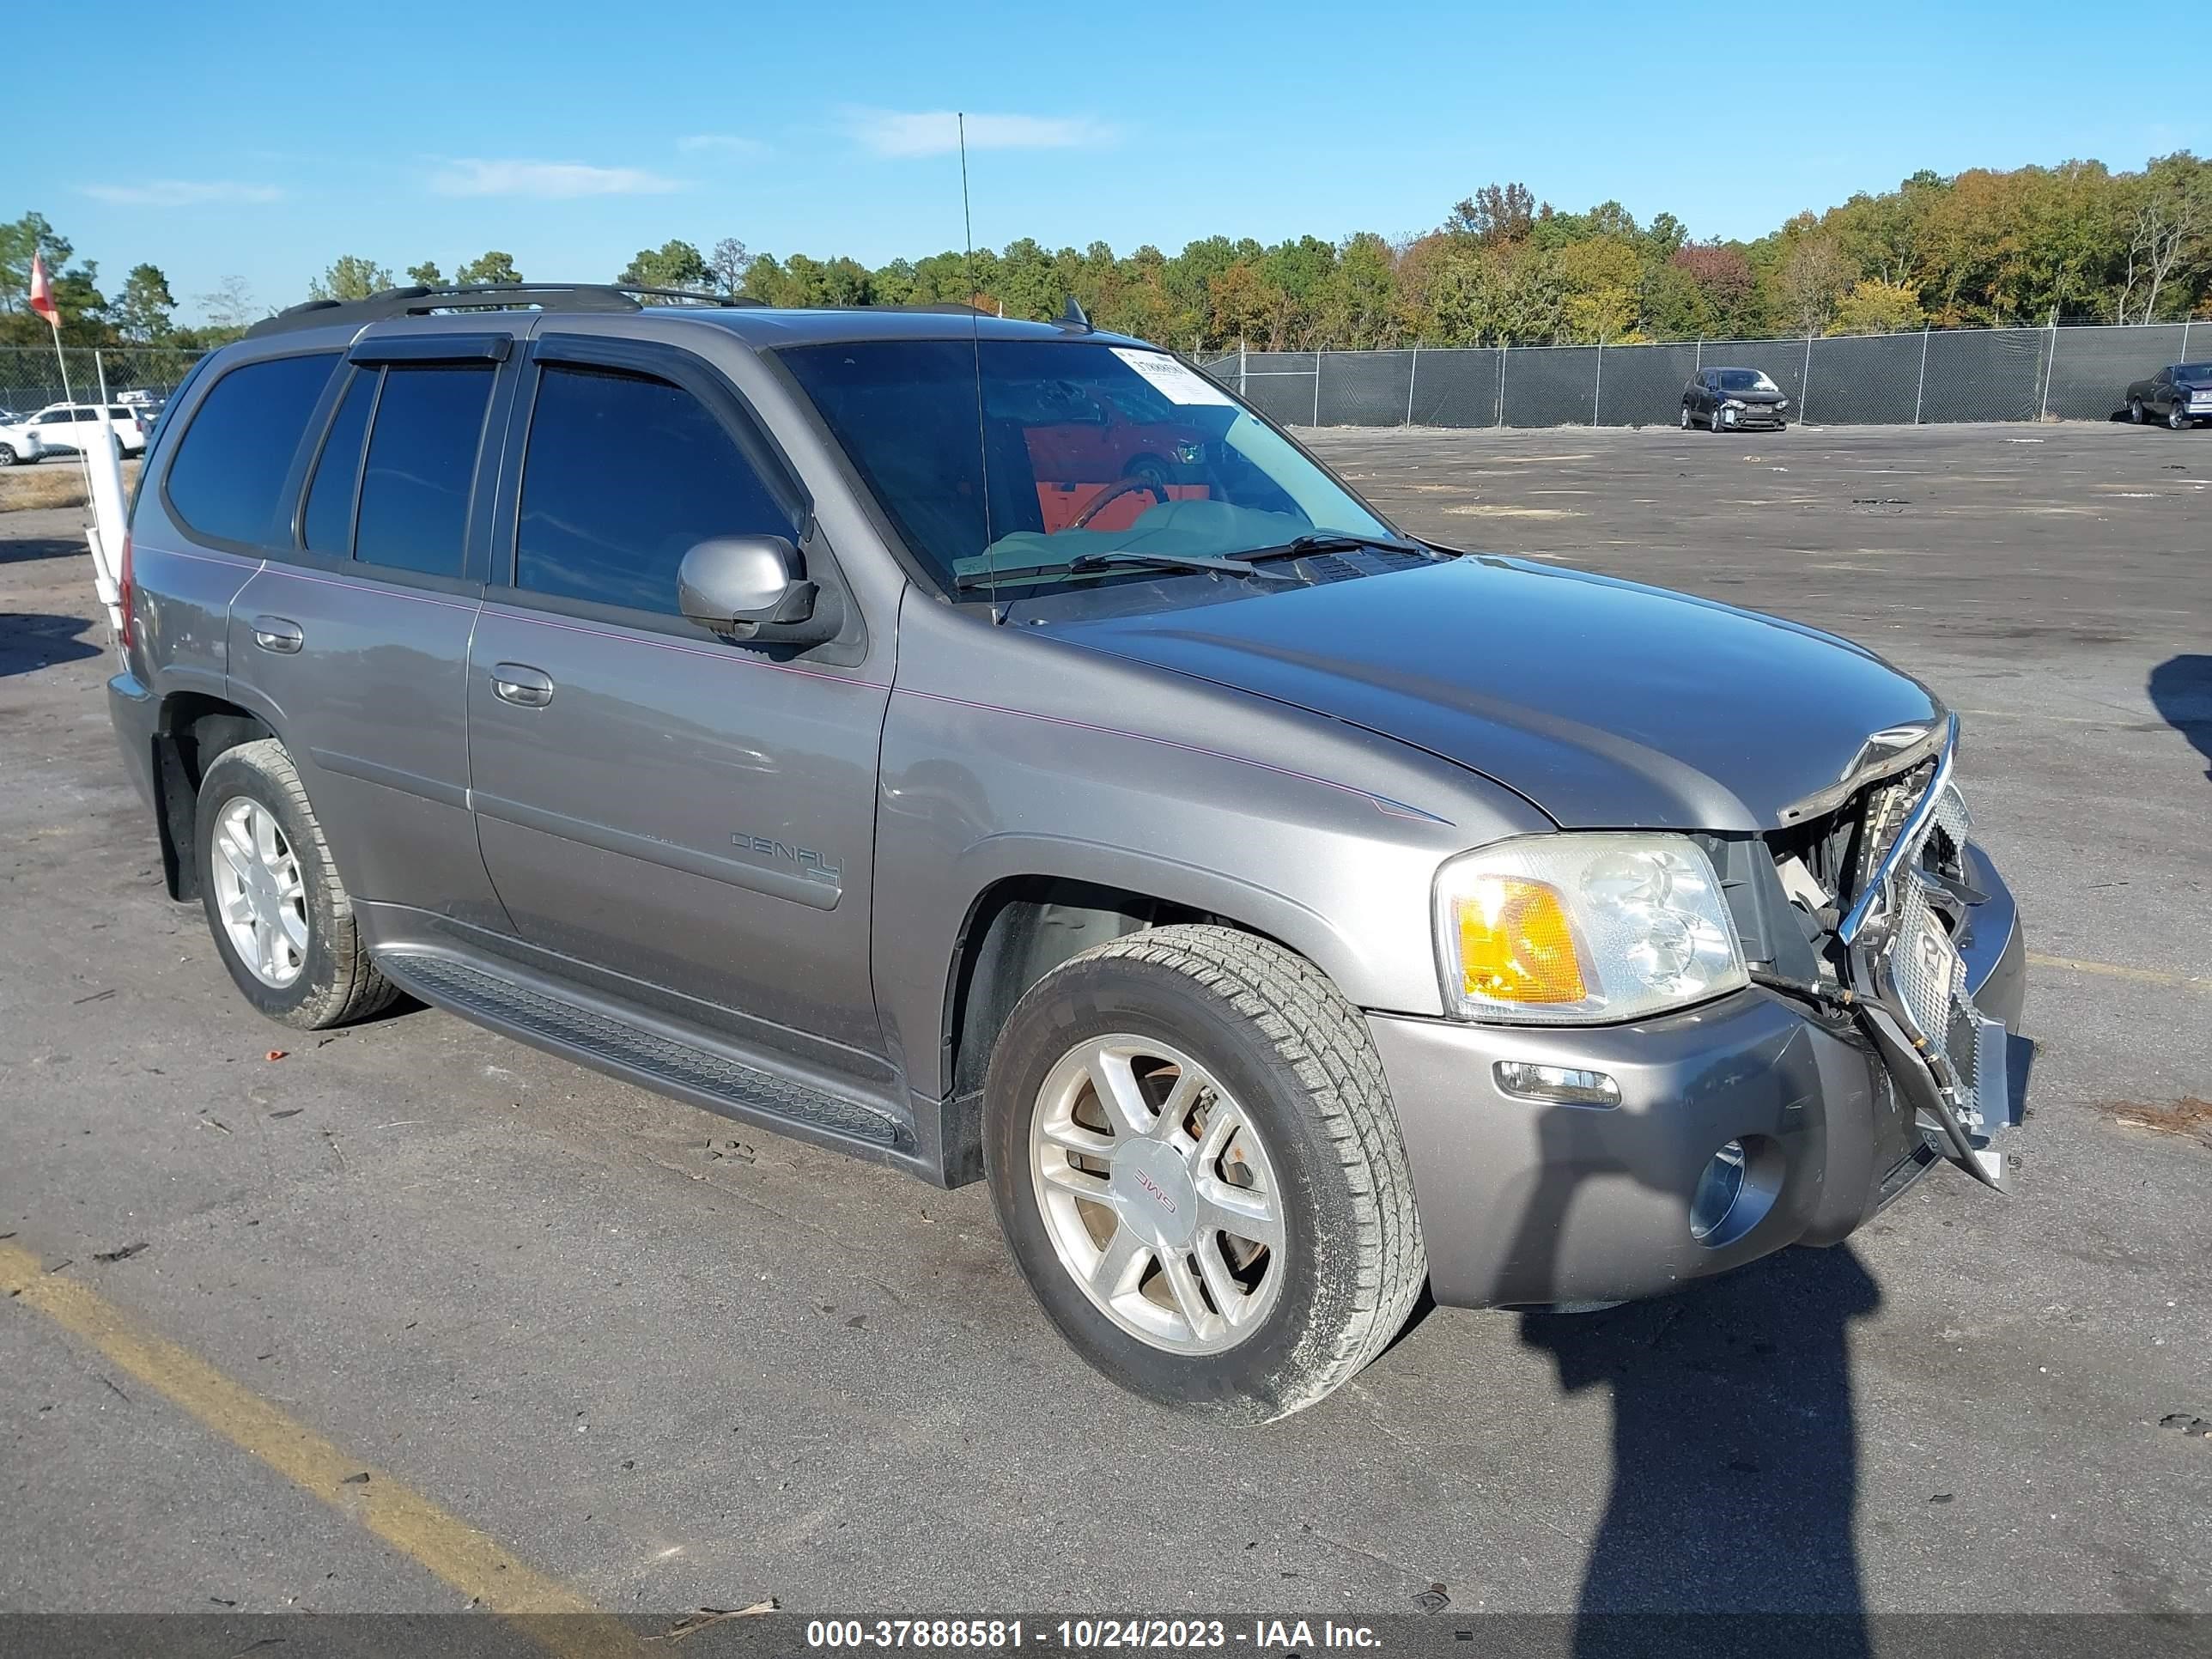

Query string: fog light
[1493,1060,1620,1107]
[1689,1139,1747,1241]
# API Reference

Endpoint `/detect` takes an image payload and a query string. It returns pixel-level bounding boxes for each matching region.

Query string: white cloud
[429,158,680,199]
[82,179,283,207]
[839,107,1114,160]
[677,133,767,156]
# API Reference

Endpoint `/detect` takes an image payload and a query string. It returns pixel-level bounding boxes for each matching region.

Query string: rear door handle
[251,615,304,653]
[489,662,554,708]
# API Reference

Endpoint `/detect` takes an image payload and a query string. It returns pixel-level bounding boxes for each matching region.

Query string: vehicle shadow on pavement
[2147,655,2212,783]
[0,611,101,678]
[0,531,88,566]
[1519,1246,1879,1652]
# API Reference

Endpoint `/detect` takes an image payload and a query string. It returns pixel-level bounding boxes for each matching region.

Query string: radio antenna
[959,112,1000,616]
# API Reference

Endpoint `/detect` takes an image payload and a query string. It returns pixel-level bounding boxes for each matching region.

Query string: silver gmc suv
[106,283,2027,1420]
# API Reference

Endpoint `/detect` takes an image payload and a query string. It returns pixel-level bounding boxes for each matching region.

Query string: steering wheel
[1070,472,1172,531]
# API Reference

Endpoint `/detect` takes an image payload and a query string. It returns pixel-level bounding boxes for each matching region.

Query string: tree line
[3,153,2204,356]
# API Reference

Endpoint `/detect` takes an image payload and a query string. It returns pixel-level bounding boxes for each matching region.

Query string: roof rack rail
[245,283,763,339]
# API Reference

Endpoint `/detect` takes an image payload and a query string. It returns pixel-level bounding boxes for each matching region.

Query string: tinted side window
[301,369,378,556]
[164,353,341,547]
[352,365,494,578]
[515,363,793,614]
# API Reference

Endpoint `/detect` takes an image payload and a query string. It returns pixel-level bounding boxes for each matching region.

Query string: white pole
[1406,343,1418,428]
[2039,306,2058,422]
[1497,344,1507,427]
[94,347,110,405]
[1694,338,1703,374]
[1801,333,1814,426]
[1914,326,1929,424]
[1238,338,1248,399]
[1592,337,1604,427]
[2183,317,2192,363]
[1311,350,1322,426]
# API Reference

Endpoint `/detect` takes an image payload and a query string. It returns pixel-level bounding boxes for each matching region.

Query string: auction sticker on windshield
[1112,348,1235,406]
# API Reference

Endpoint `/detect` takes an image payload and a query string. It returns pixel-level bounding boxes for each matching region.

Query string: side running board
[375,950,909,1160]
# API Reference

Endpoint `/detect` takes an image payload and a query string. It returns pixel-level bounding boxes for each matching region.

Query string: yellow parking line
[2027,951,2209,994]
[0,1242,644,1659]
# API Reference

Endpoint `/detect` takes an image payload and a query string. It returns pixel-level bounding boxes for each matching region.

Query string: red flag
[28,250,58,329]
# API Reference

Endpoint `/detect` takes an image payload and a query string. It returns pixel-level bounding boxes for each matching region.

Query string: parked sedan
[1682,367,1790,432]
[2125,362,2212,429]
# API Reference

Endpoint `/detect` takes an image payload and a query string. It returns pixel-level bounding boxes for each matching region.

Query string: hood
[1717,387,1787,404]
[1056,557,1941,833]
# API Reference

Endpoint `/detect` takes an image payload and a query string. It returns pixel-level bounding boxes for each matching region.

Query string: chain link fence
[1203,319,2204,429]
[0,346,207,416]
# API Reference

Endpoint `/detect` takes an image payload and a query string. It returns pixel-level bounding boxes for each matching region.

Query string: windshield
[2175,363,2212,380]
[1713,368,1778,392]
[777,338,1398,592]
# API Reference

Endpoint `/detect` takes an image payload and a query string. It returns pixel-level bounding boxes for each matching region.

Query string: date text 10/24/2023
[804,1620,1385,1650]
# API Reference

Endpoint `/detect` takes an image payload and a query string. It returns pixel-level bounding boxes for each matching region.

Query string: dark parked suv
[106,283,2027,1420]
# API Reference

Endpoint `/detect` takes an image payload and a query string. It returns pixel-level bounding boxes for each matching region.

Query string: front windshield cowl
[776,336,1407,601]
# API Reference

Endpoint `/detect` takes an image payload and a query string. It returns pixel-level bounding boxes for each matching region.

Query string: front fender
[872,599,1548,1099]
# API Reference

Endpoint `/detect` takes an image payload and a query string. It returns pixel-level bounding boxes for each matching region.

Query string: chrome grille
[1867,774,2002,1135]
[1890,872,1963,1066]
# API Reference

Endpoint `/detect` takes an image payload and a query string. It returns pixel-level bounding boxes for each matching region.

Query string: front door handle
[251,615,304,654]
[489,662,555,708]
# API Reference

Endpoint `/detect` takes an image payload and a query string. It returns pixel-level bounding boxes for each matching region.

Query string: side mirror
[677,535,830,644]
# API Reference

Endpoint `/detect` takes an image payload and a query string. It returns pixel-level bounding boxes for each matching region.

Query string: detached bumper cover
[1375,842,2022,1310]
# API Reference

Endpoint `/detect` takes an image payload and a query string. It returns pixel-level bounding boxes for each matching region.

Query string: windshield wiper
[1243,532,1434,562]
[953,550,1291,591]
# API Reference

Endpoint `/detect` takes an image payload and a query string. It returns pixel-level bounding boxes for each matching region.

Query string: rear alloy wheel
[195,738,399,1029]
[985,924,1425,1422]
[2130,398,2145,423]
[1680,404,1692,429]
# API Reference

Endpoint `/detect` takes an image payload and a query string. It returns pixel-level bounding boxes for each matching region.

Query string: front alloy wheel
[1030,1034,1285,1353]
[984,924,1425,1421]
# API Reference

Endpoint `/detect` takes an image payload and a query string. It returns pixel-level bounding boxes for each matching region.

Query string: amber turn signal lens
[1455,878,1587,1004]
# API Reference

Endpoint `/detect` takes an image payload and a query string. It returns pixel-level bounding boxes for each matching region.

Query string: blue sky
[15,1,2193,322]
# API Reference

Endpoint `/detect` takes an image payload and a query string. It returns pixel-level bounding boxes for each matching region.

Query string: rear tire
[0,444,15,467]
[195,738,399,1030]
[1680,404,1692,430]
[2130,398,2145,423]
[983,924,1425,1422]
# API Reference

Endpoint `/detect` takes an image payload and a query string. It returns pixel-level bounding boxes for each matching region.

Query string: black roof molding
[245,283,764,340]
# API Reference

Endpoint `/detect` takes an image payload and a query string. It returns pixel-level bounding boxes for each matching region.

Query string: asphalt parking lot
[3,420,2208,1626]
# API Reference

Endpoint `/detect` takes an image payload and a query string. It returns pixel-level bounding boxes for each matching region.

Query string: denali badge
[731,832,841,884]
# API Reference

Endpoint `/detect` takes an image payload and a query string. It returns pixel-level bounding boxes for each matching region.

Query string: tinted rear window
[352,365,494,578]
[163,353,340,547]
[301,369,377,556]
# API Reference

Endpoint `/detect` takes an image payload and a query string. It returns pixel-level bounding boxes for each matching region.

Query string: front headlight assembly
[1433,834,1747,1024]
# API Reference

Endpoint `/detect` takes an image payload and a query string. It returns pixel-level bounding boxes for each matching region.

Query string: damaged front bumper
[1837,714,2021,1191]
[1374,714,2028,1310]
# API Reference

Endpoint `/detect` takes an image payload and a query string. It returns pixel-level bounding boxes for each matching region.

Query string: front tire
[195,738,399,1030]
[2170,404,2191,431]
[983,924,1425,1422]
